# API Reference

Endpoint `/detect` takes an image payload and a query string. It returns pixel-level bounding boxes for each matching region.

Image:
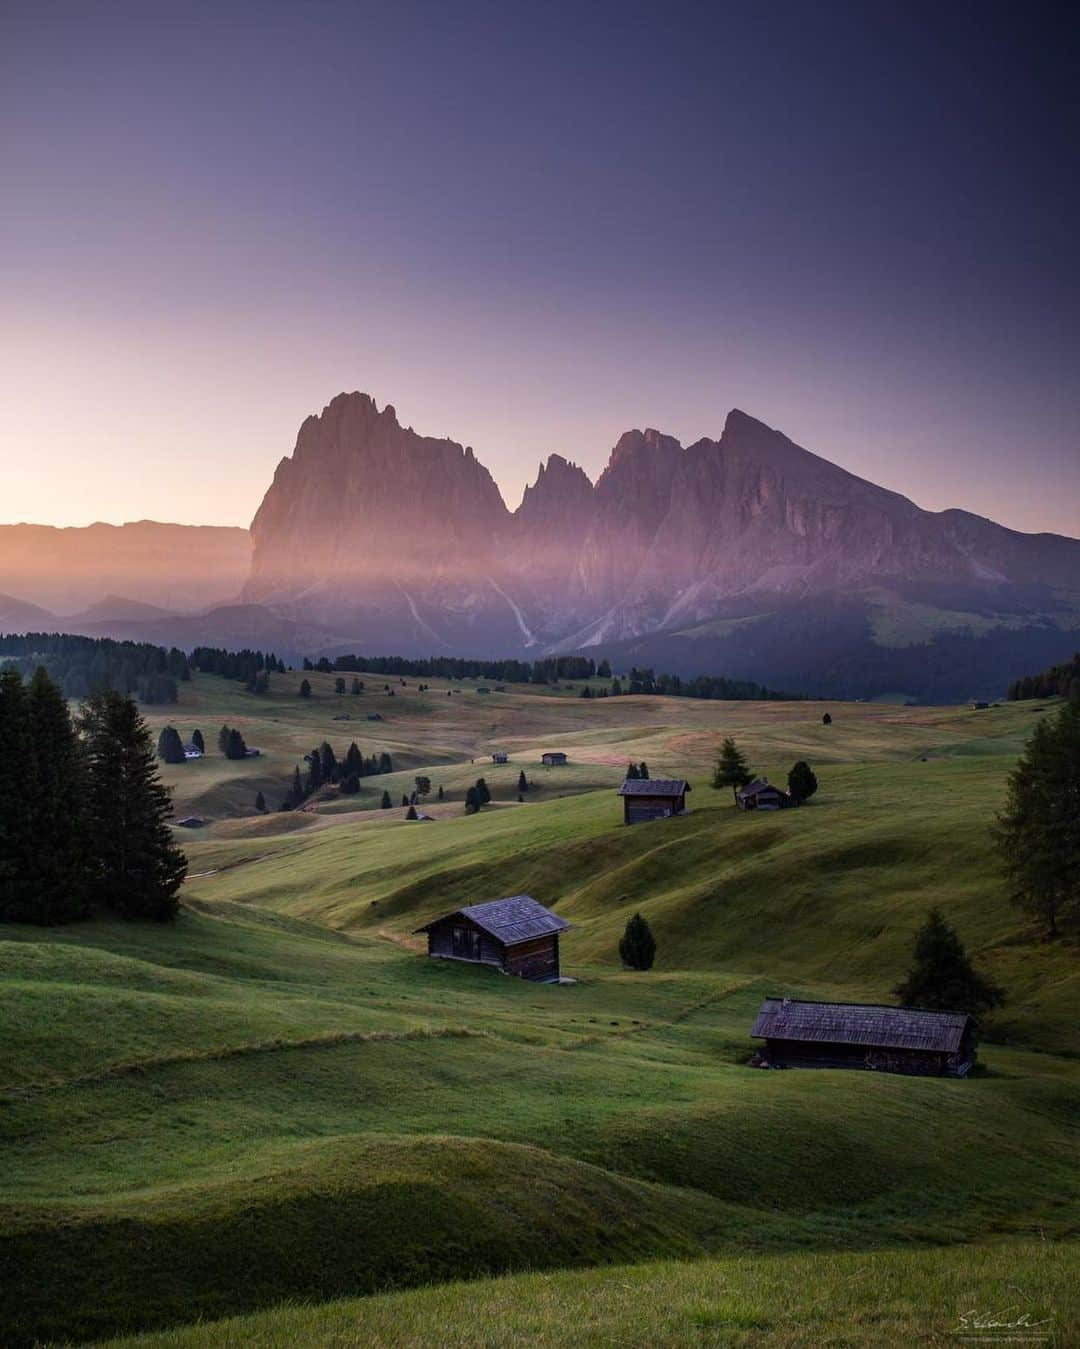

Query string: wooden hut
[541,751,567,766]
[492,751,509,764]
[751,997,977,1077]
[414,895,570,982]
[736,778,791,811]
[617,778,691,823]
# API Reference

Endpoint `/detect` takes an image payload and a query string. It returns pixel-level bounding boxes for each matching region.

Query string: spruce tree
[381,789,392,809]
[157,726,186,764]
[299,679,312,699]
[788,761,818,803]
[517,770,527,793]
[475,777,491,805]
[217,724,231,754]
[438,785,445,801]
[822,712,832,725]
[406,804,418,819]
[993,702,1080,936]
[290,765,304,805]
[191,729,205,753]
[344,742,363,777]
[255,790,266,812]
[0,669,35,923]
[226,728,248,760]
[894,908,1004,1019]
[26,667,89,924]
[341,773,359,795]
[78,690,187,920]
[401,793,410,806]
[626,762,639,780]
[415,775,431,797]
[638,761,649,780]
[713,737,753,803]
[619,912,657,970]
[464,785,481,814]
[335,677,346,695]
[319,741,338,783]
[307,750,324,794]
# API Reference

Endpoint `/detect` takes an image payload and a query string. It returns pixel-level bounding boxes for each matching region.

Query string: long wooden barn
[617,778,691,823]
[751,997,977,1077]
[415,895,570,982]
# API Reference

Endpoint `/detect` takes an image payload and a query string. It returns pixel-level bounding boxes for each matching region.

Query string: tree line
[0,632,188,704]
[1008,651,1080,704]
[0,667,186,925]
[190,647,287,692]
[284,741,394,810]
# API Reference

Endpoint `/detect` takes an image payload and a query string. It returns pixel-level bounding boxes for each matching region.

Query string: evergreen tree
[464,785,482,814]
[597,659,611,678]
[638,761,649,780]
[415,775,431,797]
[341,773,359,795]
[713,737,753,803]
[993,702,1080,936]
[344,742,363,777]
[307,750,324,794]
[299,679,312,699]
[0,669,35,923]
[351,678,362,695]
[26,667,89,924]
[894,908,1004,1019]
[290,765,304,806]
[619,912,657,970]
[378,751,393,773]
[319,741,338,783]
[156,726,186,764]
[335,677,346,695]
[475,777,491,805]
[406,804,418,820]
[822,712,832,725]
[226,728,248,760]
[380,790,392,809]
[517,770,528,794]
[191,729,205,753]
[218,724,231,754]
[438,785,445,800]
[78,690,187,920]
[401,793,410,806]
[626,762,639,780]
[255,790,266,812]
[788,761,819,803]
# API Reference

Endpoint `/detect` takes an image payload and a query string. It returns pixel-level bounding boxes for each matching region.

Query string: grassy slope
[2,673,1078,1344]
[107,1242,1079,1348]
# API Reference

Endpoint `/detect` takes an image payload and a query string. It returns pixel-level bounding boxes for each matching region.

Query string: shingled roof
[617,778,691,797]
[738,778,783,797]
[751,998,971,1053]
[415,895,569,946]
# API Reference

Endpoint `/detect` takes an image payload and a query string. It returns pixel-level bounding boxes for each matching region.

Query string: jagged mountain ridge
[244,393,1080,682]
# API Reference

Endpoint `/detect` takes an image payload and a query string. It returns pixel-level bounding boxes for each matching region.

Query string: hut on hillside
[182,742,203,760]
[541,751,567,766]
[617,778,691,823]
[750,997,977,1077]
[415,895,570,982]
[736,778,791,811]
[492,751,509,764]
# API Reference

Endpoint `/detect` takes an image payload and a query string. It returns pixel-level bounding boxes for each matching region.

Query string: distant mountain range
[3,392,1079,701]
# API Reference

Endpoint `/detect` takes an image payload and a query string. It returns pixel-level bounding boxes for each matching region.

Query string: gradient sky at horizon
[1,0,1077,535]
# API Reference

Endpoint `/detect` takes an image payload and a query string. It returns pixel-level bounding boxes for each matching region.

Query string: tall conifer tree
[26,667,88,924]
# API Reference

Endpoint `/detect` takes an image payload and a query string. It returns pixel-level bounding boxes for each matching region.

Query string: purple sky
[1,0,1077,536]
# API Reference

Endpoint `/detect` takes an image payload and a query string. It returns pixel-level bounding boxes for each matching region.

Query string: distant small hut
[736,778,791,811]
[492,751,509,764]
[182,742,203,760]
[415,895,570,982]
[617,778,691,824]
[751,997,977,1077]
[541,751,567,766]
[970,701,989,711]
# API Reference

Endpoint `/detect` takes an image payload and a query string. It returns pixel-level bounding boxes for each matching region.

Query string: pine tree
[415,775,431,797]
[78,690,187,920]
[619,912,657,970]
[379,751,393,773]
[517,770,527,794]
[289,765,304,806]
[406,804,418,820]
[638,761,649,780]
[299,679,312,699]
[788,761,818,803]
[381,790,392,809]
[226,728,248,760]
[993,702,1080,936]
[713,737,753,803]
[344,742,364,777]
[475,777,491,805]
[597,659,611,678]
[464,785,481,814]
[191,729,205,753]
[894,908,1004,1019]
[335,677,346,695]
[822,712,832,725]
[626,762,639,780]
[438,785,445,800]
[26,667,89,924]
[319,741,338,783]
[341,773,359,795]
[156,726,186,764]
[0,669,35,923]
[218,724,231,754]
[307,750,324,794]
[255,790,266,812]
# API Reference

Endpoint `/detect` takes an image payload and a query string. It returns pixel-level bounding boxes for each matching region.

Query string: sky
[1,0,1077,536]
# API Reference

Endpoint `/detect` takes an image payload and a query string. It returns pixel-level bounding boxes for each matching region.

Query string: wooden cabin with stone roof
[415,895,570,982]
[617,778,691,823]
[751,997,977,1077]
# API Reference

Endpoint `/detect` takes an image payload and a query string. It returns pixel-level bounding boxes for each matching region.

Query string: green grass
[2,675,1078,1344]
[105,1241,1079,1348]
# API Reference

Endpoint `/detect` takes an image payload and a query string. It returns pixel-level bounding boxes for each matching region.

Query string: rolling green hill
[1,670,1077,1345]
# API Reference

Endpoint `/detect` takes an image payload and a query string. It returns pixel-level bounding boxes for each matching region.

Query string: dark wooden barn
[541,751,567,766]
[751,997,977,1077]
[617,777,691,823]
[414,894,570,982]
[736,778,791,811]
